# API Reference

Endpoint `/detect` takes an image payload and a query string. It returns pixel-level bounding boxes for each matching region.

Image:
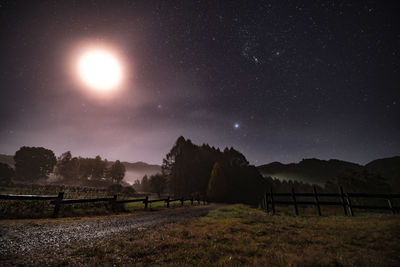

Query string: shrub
[122,186,136,197]
[107,184,123,194]
[0,163,14,185]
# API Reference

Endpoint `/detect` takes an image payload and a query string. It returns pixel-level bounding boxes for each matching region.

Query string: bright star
[234,123,240,129]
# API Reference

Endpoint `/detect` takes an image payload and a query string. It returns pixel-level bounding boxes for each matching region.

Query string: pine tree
[207,162,227,202]
[141,175,150,192]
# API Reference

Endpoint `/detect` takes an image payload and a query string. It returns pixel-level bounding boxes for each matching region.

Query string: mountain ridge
[257,156,399,186]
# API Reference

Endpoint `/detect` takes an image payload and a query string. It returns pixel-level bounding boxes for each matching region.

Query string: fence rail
[0,192,208,218]
[0,194,59,200]
[261,186,400,216]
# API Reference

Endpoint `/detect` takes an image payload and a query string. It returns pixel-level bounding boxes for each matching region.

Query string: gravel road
[0,205,219,256]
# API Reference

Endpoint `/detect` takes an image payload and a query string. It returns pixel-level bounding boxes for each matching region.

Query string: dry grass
[6,204,400,266]
[0,185,113,218]
[124,199,196,211]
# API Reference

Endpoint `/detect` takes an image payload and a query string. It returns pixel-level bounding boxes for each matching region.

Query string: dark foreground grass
[4,205,400,266]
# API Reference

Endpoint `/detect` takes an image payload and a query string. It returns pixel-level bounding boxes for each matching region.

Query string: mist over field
[122,162,161,185]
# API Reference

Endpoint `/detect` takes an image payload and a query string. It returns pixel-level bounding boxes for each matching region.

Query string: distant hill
[365,156,400,190]
[0,154,161,185]
[257,157,400,187]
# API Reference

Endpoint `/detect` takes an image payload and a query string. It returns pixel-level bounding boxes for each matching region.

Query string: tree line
[133,173,167,197]
[162,136,266,205]
[3,138,387,204]
[55,151,126,186]
[130,136,269,204]
[0,146,126,188]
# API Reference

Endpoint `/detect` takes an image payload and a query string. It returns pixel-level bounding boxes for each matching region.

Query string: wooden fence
[260,186,400,216]
[0,193,208,218]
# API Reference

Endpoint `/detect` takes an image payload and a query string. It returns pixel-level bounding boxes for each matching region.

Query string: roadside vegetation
[6,205,399,266]
[0,184,110,218]
[0,184,182,219]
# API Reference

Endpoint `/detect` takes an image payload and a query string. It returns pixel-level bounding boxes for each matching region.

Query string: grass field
[11,204,400,266]
[124,199,197,211]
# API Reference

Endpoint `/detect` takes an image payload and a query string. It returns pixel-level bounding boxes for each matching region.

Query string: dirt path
[0,204,220,256]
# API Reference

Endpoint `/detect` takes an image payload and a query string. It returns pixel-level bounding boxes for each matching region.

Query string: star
[234,123,240,129]
[252,56,259,64]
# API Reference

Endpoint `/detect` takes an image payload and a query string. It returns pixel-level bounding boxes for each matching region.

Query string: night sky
[1,1,399,165]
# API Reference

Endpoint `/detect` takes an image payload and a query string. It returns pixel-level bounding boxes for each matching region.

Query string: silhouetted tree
[91,155,106,180]
[76,157,93,182]
[162,136,191,196]
[14,146,56,183]
[109,160,126,184]
[149,173,167,197]
[162,136,266,204]
[207,162,227,202]
[162,136,220,197]
[141,175,150,192]
[0,163,14,185]
[55,151,79,183]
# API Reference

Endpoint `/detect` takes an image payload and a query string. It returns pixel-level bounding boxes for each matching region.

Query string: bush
[107,184,123,194]
[122,186,136,197]
[0,163,14,186]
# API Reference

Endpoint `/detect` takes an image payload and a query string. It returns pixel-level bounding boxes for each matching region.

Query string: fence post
[269,188,275,215]
[387,197,395,214]
[181,197,184,206]
[144,195,149,209]
[261,195,265,210]
[345,193,354,216]
[166,196,170,208]
[52,192,64,218]
[313,186,322,216]
[291,186,299,216]
[190,197,194,205]
[260,196,264,210]
[339,186,348,216]
[197,196,200,205]
[110,194,117,212]
[262,195,266,210]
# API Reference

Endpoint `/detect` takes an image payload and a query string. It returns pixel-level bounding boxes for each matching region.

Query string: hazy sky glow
[0,1,399,165]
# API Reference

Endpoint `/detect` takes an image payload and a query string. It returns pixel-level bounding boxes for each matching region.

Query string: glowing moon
[78,49,122,91]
